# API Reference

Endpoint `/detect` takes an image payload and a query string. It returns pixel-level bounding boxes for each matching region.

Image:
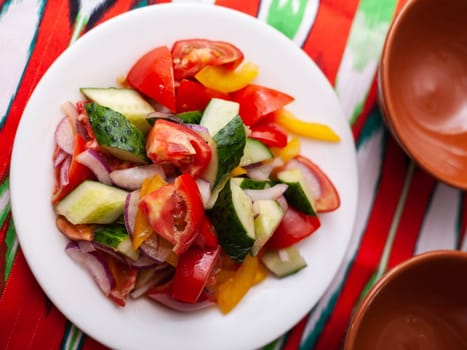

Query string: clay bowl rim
[343,249,467,350]
[379,0,467,190]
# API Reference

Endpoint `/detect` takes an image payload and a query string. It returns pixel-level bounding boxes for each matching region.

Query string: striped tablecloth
[2,0,464,349]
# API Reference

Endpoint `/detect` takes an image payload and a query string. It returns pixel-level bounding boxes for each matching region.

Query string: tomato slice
[194,218,218,249]
[176,79,229,113]
[52,134,95,205]
[126,46,176,112]
[249,119,288,148]
[172,245,221,303]
[295,155,341,212]
[266,207,321,249]
[138,174,205,255]
[146,119,211,179]
[171,39,244,80]
[231,84,294,126]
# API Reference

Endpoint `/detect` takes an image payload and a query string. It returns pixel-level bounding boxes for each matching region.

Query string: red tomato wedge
[294,155,340,212]
[172,245,221,303]
[126,46,176,112]
[146,119,211,179]
[194,218,218,249]
[176,79,229,113]
[171,39,244,80]
[231,84,294,126]
[266,207,321,250]
[138,174,205,256]
[248,119,288,148]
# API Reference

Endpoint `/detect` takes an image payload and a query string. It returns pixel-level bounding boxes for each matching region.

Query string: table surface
[2,1,465,349]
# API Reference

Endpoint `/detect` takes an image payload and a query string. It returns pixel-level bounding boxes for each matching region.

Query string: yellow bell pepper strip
[271,136,301,163]
[194,61,259,93]
[132,174,167,250]
[254,261,269,285]
[230,166,247,177]
[217,254,262,314]
[272,108,340,142]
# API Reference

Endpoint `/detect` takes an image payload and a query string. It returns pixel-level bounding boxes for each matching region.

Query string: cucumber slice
[55,180,128,224]
[177,110,202,124]
[208,178,255,262]
[200,98,240,137]
[251,200,284,256]
[212,115,246,188]
[239,138,273,167]
[277,168,317,216]
[239,178,272,190]
[86,102,148,164]
[261,246,307,277]
[80,88,153,133]
[93,223,138,260]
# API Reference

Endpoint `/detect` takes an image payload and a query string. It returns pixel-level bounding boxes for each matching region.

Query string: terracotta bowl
[378,0,467,189]
[344,250,467,350]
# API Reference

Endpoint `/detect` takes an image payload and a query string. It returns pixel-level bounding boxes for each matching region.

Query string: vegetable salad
[52,38,341,313]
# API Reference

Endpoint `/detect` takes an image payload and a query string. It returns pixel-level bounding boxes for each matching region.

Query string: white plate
[10,4,358,350]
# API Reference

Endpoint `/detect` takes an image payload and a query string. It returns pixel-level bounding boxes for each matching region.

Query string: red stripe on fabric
[215,0,261,17]
[386,167,437,270]
[281,316,308,350]
[91,0,135,27]
[0,213,11,295]
[313,136,409,350]
[0,250,66,349]
[301,0,359,85]
[82,336,110,350]
[0,0,71,182]
[352,79,378,138]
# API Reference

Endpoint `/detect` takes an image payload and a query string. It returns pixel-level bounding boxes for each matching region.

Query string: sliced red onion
[276,195,289,212]
[55,116,75,154]
[76,149,112,185]
[60,101,79,120]
[185,123,209,135]
[78,240,96,253]
[246,158,284,181]
[53,149,69,167]
[110,164,165,191]
[59,157,71,187]
[146,111,183,124]
[124,190,140,236]
[286,159,322,199]
[196,178,211,208]
[244,183,288,201]
[66,241,115,295]
[130,266,173,299]
[139,235,172,263]
[126,254,163,270]
[147,292,214,312]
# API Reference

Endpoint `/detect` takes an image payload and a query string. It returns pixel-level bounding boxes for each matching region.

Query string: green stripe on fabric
[0,179,10,228]
[4,218,17,282]
[61,322,85,350]
[266,0,308,39]
[346,0,397,71]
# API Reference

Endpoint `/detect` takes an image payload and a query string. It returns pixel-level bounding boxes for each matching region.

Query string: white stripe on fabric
[302,122,385,343]
[415,182,460,254]
[0,0,43,124]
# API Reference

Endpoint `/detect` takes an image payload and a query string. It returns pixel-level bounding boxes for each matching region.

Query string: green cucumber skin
[86,102,148,163]
[208,180,254,263]
[93,224,128,249]
[213,115,246,188]
[239,178,272,190]
[177,111,202,124]
[283,184,316,216]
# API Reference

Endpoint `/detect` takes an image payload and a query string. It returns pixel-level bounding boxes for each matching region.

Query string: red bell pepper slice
[146,119,212,179]
[126,46,176,112]
[172,245,221,303]
[231,84,294,126]
[194,218,218,249]
[138,173,205,256]
[176,79,229,113]
[266,207,321,249]
[248,119,288,148]
[171,39,244,80]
